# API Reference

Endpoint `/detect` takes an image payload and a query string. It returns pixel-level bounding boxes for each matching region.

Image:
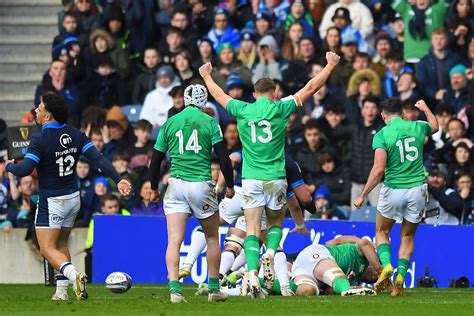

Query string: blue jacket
[383,65,413,99]
[415,49,463,103]
[207,26,240,51]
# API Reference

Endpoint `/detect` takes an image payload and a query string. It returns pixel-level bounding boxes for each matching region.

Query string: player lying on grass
[199,51,340,298]
[179,152,315,285]
[291,235,380,296]
[5,92,132,301]
[353,99,438,297]
[149,84,235,303]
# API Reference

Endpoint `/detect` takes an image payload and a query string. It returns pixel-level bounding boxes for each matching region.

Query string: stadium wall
[93,216,474,288]
[1,229,87,284]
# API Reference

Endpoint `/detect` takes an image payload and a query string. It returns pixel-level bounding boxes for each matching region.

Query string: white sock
[266,249,276,257]
[222,286,242,296]
[59,262,77,283]
[55,274,69,295]
[230,251,246,272]
[219,250,236,275]
[184,229,207,266]
[274,252,290,290]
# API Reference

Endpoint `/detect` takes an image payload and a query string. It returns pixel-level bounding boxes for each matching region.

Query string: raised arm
[414,100,439,134]
[199,62,233,108]
[294,52,340,106]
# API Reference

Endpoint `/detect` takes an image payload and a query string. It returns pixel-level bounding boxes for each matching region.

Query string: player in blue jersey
[6,92,131,301]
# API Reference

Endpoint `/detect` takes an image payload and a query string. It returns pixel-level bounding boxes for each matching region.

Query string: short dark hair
[211,157,220,165]
[381,98,402,115]
[112,152,130,162]
[455,169,472,182]
[355,52,371,62]
[401,99,418,111]
[100,194,119,207]
[107,120,123,130]
[254,78,276,94]
[435,102,455,116]
[304,118,321,131]
[386,50,403,62]
[362,95,380,108]
[448,117,465,129]
[324,101,345,114]
[167,26,184,37]
[317,152,335,165]
[63,11,76,21]
[78,156,90,164]
[169,85,184,98]
[135,119,152,132]
[172,8,189,19]
[42,91,69,124]
[273,79,287,95]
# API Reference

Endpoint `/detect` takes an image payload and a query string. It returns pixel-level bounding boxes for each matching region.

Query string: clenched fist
[414,100,429,112]
[199,62,213,78]
[326,51,340,66]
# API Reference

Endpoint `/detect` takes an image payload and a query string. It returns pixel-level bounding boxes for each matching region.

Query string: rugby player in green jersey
[353,99,438,296]
[149,84,235,303]
[199,52,340,297]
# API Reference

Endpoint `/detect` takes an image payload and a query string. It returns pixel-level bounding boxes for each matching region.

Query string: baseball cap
[332,7,351,23]
[428,164,448,178]
[157,65,175,81]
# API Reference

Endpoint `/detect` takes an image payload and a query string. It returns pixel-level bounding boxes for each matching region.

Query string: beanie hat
[226,72,244,91]
[217,42,235,55]
[156,65,175,81]
[106,105,129,131]
[449,64,467,78]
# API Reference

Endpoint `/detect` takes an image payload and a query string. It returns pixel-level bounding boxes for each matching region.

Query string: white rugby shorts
[291,244,335,282]
[36,191,81,228]
[377,184,427,223]
[219,186,244,225]
[241,179,287,210]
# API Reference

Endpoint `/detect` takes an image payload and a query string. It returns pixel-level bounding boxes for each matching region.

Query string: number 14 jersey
[25,122,94,198]
[154,106,223,182]
[227,96,297,181]
[372,117,432,189]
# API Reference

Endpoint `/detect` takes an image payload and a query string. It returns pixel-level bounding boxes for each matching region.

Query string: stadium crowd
[1,0,474,242]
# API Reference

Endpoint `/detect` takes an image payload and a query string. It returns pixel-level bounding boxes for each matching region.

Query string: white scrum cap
[184,84,208,109]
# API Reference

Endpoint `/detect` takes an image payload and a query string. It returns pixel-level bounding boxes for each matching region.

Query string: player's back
[29,123,91,197]
[155,106,222,182]
[326,243,368,285]
[226,97,297,180]
[373,117,432,189]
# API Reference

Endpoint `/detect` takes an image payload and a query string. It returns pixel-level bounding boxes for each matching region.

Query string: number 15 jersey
[25,122,94,198]
[372,117,432,189]
[154,106,223,182]
[227,96,297,181]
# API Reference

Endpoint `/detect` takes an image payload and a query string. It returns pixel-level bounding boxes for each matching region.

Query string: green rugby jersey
[326,243,369,285]
[227,96,297,180]
[154,106,222,182]
[372,117,432,189]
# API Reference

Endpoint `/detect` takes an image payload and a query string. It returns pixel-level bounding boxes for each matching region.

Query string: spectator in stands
[254,11,275,43]
[330,32,358,91]
[207,8,240,51]
[167,85,185,118]
[106,106,135,150]
[346,68,381,123]
[284,0,316,38]
[104,7,127,51]
[54,11,87,49]
[87,28,130,79]
[128,119,153,174]
[193,38,218,70]
[415,27,462,105]
[34,60,81,127]
[13,175,38,229]
[315,152,351,207]
[212,43,252,91]
[140,65,180,127]
[318,102,351,164]
[169,9,200,58]
[81,56,126,109]
[313,184,348,220]
[281,22,304,61]
[252,35,283,84]
[302,81,339,120]
[402,99,421,121]
[443,64,470,113]
[60,34,86,83]
[174,51,198,86]
[131,180,164,216]
[445,0,474,61]
[394,0,449,63]
[319,0,374,42]
[431,102,455,150]
[223,0,254,31]
[237,29,257,70]
[433,118,469,164]
[132,48,162,105]
[223,122,241,153]
[191,0,216,36]
[321,26,342,55]
[89,127,117,161]
[226,72,245,99]
[425,164,463,225]
[91,176,112,214]
[371,32,392,78]
[456,171,474,225]
[382,50,412,99]
[75,156,95,227]
[331,96,384,210]
[295,119,338,193]
[0,158,16,232]
[397,72,420,102]
[111,153,137,210]
[158,27,186,65]
[446,140,474,187]
[387,13,405,52]
[71,0,102,34]
[328,7,368,53]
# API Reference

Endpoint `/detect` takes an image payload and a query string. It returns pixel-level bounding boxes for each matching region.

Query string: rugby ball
[105,272,133,293]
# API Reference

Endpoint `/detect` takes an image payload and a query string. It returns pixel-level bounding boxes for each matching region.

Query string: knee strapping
[323,267,346,287]
[224,234,245,250]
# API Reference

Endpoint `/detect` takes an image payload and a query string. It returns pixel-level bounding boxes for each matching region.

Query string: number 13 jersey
[372,117,432,189]
[227,96,297,181]
[25,122,94,198]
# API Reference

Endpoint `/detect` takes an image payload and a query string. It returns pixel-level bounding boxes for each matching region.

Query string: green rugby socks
[168,280,182,294]
[244,235,260,272]
[397,258,410,280]
[377,243,392,268]
[333,277,351,294]
[266,226,282,255]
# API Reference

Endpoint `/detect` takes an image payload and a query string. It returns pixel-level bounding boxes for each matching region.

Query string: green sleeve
[154,124,168,152]
[226,98,242,117]
[210,119,224,145]
[372,131,386,150]
[276,96,298,119]
[392,0,409,14]
[85,219,94,249]
[418,121,433,137]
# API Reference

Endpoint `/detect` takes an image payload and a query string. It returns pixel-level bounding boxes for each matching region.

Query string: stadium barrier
[93,216,474,288]
[1,228,87,284]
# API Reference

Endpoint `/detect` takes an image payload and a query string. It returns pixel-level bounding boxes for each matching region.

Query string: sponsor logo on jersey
[50,214,62,224]
[60,134,73,148]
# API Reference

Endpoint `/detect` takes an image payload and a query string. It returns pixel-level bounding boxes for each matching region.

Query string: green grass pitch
[2,285,474,315]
